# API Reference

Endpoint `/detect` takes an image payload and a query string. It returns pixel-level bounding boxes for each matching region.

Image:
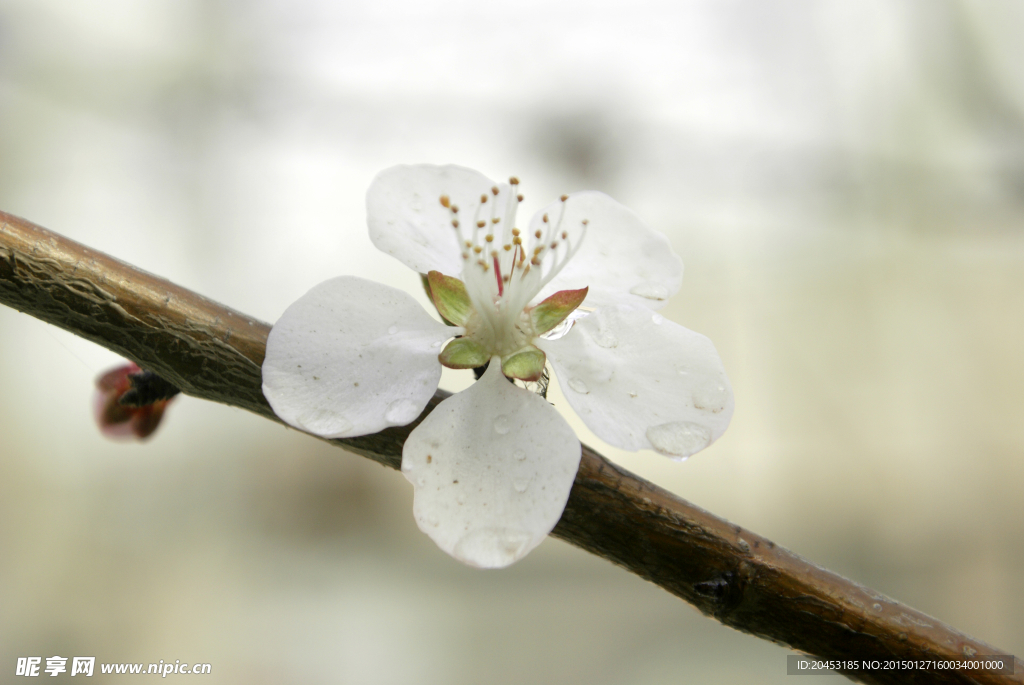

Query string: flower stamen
[493,254,504,296]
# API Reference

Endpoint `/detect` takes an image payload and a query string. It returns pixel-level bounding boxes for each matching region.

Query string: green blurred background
[1,1,1021,682]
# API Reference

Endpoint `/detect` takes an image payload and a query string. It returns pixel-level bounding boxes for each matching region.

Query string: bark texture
[1,210,1020,685]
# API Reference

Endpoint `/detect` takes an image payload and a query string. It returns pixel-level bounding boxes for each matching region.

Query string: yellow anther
[561,231,568,239]
[451,205,459,213]
[560,194,568,202]
[581,219,589,225]
[534,230,542,239]
[512,228,521,236]
[503,244,512,251]
[439,195,450,208]
[480,194,488,203]
[531,256,541,266]
[550,242,558,249]
[509,176,520,185]
[485,234,494,242]
[516,194,524,202]
[451,220,459,228]
[462,252,469,260]
[491,186,499,196]
[464,240,473,248]
[513,236,522,245]
[492,217,500,224]
[476,220,486,228]
[533,245,543,254]
[473,245,483,254]
[542,214,549,223]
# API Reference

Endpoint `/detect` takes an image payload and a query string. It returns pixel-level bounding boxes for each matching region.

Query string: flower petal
[537,305,732,458]
[262,276,458,438]
[529,191,682,310]
[402,361,581,568]
[368,164,507,275]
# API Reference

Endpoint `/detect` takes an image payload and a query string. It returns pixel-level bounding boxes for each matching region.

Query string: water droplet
[387,325,398,335]
[493,414,510,435]
[630,282,669,300]
[646,421,712,458]
[456,493,466,505]
[540,309,589,340]
[513,477,531,493]
[384,399,420,425]
[567,378,589,394]
[872,603,883,611]
[692,383,730,414]
[425,514,440,527]
[651,313,665,325]
[514,449,526,461]
[593,332,618,348]
[453,527,531,568]
[295,408,352,436]
[628,391,638,398]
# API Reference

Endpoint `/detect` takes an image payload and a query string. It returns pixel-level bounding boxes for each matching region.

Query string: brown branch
[1,210,1019,685]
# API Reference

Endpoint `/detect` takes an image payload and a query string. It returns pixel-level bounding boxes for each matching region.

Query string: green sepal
[501,346,547,382]
[439,338,490,369]
[427,271,473,327]
[529,286,589,335]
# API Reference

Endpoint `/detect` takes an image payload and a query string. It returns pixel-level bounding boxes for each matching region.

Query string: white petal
[262,276,457,438]
[537,305,733,458]
[402,361,581,568]
[529,191,682,310]
[367,164,507,275]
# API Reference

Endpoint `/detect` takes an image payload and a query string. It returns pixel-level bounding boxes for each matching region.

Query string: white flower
[262,164,733,568]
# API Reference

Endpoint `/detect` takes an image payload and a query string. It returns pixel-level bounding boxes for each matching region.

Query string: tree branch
[1,210,1019,685]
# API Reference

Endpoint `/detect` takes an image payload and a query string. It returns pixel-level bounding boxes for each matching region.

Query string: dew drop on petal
[493,414,511,435]
[513,449,526,461]
[385,398,421,425]
[646,421,712,458]
[692,384,730,414]
[513,477,531,493]
[456,493,466,505]
[593,332,618,348]
[387,325,399,335]
[567,378,589,394]
[651,313,665,325]
[454,527,531,568]
[629,282,669,300]
[295,408,352,435]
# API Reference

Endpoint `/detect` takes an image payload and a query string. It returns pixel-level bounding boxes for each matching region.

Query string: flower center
[438,178,588,357]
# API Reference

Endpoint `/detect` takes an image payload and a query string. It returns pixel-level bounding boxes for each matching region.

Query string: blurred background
[1,0,1022,682]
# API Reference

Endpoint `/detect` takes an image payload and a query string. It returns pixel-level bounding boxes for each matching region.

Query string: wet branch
[1,210,1020,685]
